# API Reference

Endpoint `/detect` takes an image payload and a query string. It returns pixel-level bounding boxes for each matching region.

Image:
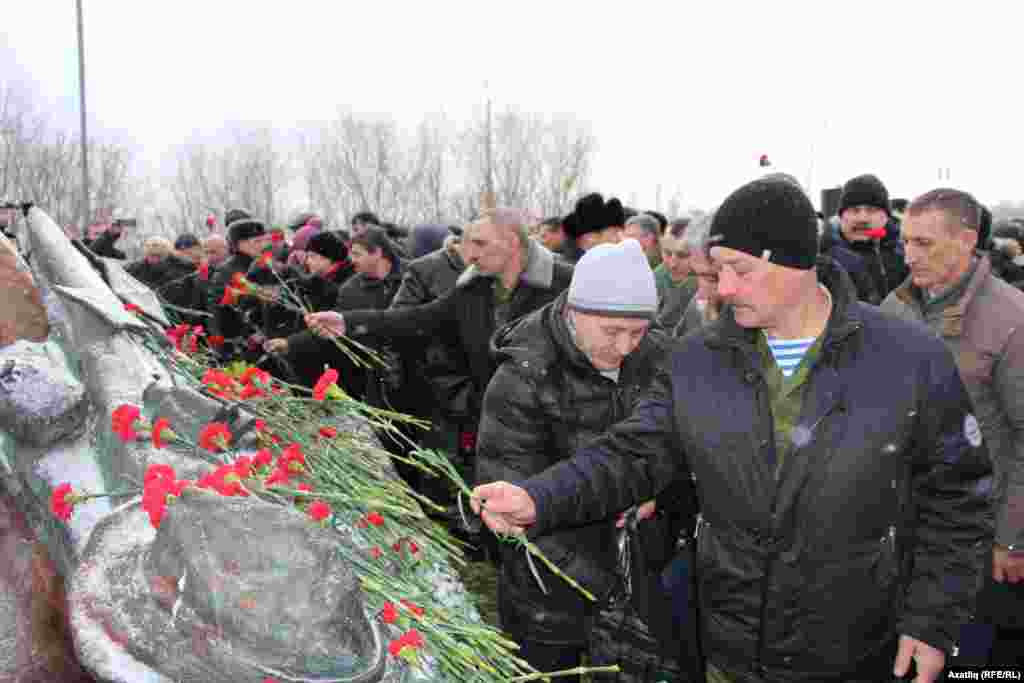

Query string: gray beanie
[567,238,658,318]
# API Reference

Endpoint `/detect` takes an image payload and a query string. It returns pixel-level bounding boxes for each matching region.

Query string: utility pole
[480,81,495,212]
[75,0,90,231]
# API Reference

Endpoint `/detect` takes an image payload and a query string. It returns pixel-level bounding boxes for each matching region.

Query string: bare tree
[168,127,292,233]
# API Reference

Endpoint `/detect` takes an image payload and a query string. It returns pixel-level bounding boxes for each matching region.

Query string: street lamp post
[75,0,90,231]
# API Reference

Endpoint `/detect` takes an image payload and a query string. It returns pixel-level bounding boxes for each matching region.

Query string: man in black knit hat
[819,173,908,304]
[473,176,993,683]
[206,217,270,360]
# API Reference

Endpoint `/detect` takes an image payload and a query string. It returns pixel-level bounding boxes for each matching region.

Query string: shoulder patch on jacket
[964,413,982,448]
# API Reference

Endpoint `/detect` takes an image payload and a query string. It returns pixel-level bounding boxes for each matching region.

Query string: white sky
[3,1,1024,212]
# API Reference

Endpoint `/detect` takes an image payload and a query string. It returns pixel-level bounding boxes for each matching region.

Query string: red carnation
[50,482,77,521]
[111,404,143,442]
[277,443,305,473]
[233,455,254,479]
[271,232,284,244]
[318,426,337,438]
[312,368,341,401]
[199,261,210,281]
[240,384,265,400]
[198,422,232,452]
[388,628,424,657]
[256,251,274,268]
[151,417,175,449]
[123,303,142,314]
[264,467,290,487]
[370,546,382,559]
[307,501,332,522]
[197,463,249,497]
[864,227,887,239]
[141,464,189,529]
[219,288,240,306]
[208,335,225,349]
[381,601,398,624]
[253,449,274,468]
[240,367,270,387]
[366,511,385,527]
[206,215,216,228]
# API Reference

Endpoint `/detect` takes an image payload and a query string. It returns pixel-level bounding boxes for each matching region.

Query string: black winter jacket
[390,244,470,418]
[205,253,259,357]
[478,292,676,642]
[819,220,907,305]
[338,240,572,421]
[85,230,126,259]
[521,257,993,680]
[126,256,201,315]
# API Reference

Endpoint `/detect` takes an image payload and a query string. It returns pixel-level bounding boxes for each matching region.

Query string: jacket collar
[893,253,991,337]
[456,238,555,289]
[703,256,863,355]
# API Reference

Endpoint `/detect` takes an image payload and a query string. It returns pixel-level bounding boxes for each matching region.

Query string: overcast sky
[3,1,1023,212]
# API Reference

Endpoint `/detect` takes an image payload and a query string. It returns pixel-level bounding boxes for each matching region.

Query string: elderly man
[473,176,993,683]
[624,213,663,269]
[674,214,722,337]
[303,208,573,454]
[882,188,1024,666]
[653,219,699,331]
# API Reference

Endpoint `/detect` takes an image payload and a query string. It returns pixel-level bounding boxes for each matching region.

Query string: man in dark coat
[477,239,689,682]
[301,208,573,439]
[389,231,471,503]
[474,177,993,683]
[84,220,128,259]
[819,173,908,304]
[205,217,270,361]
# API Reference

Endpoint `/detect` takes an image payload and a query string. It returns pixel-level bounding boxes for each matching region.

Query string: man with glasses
[882,188,1024,666]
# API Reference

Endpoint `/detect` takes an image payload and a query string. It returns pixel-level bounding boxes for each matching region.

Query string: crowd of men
[78,173,1024,682]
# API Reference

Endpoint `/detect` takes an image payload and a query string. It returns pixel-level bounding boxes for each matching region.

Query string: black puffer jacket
[477,292,673,643]
[127,255,200,315]
[521,257,994,680]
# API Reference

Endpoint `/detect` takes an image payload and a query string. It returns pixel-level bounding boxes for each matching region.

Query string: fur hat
[564,193,626,239]
[227,218,266,247]
[305,231,348,263]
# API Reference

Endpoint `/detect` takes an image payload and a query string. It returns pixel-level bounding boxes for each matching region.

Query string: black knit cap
[224,208,252,228]
[305,231,348,263]
[563,193,626,239]
[838,174,890,216]
[227,218,266,247]
[708,176,819,270]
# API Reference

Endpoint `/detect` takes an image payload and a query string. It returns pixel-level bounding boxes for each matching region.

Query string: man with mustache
[473,176,992,683]
[820,174,908,304]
